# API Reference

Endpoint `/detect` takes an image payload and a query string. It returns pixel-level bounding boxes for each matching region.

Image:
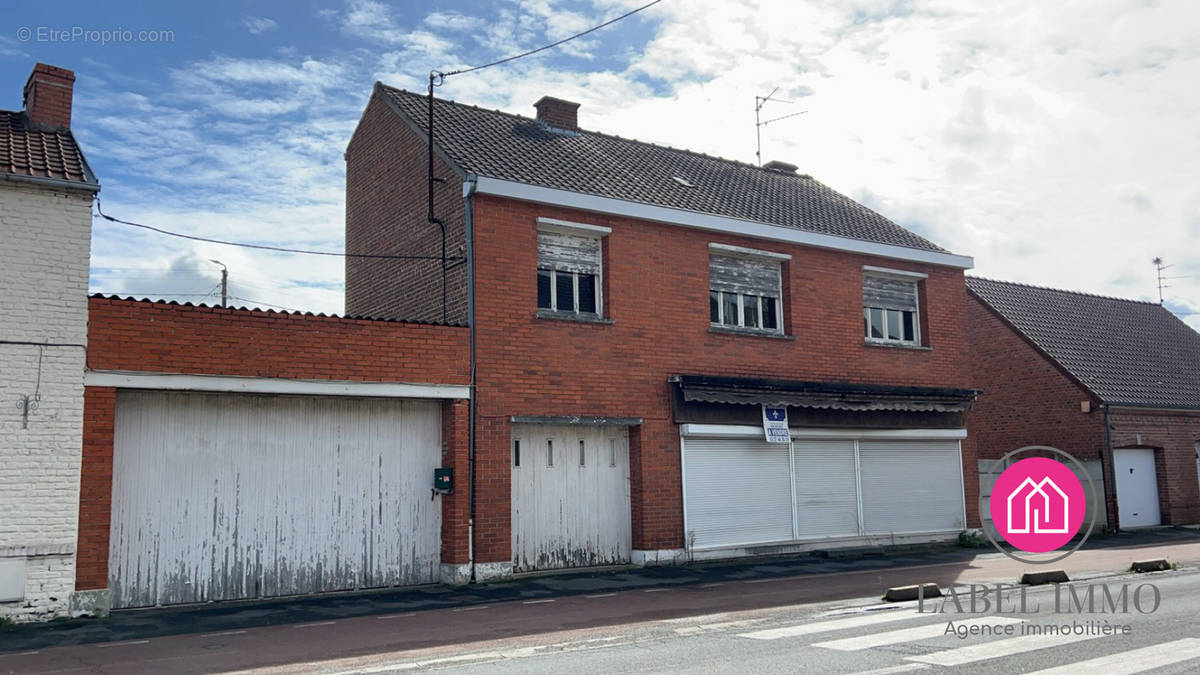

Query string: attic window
[672,176,696,188]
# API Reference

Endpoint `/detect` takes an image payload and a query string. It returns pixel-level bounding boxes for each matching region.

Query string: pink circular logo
[989,457,1086,553]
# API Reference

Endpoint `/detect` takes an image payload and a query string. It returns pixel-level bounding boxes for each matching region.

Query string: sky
[1,0,1197,327]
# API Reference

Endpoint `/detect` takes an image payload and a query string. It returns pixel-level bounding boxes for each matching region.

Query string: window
[513,439,521,467]
[579,439,586,467]
[536,226,602,316]
[546,439,554,467]
[863,271,921,345]
[709,251,783,333]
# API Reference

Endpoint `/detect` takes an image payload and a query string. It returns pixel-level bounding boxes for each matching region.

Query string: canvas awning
[670,374,979,413]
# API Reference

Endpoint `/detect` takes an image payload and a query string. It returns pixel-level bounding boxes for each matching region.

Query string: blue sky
[2,1,1197,326]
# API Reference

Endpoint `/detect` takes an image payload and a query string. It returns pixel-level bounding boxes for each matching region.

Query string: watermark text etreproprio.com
[16,26,175,46]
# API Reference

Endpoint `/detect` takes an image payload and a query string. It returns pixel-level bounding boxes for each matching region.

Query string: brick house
[967,277,1200,533]
[0,64,99,622]
[345,86,980,578]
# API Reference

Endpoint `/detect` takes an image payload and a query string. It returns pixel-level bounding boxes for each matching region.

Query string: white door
[510,424,631,572]
[1114,448,1161,527]
[110,391,442,608]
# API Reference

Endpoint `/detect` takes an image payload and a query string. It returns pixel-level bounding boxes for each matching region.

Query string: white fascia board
[536,216,611,236]
[680,424,967,440]
[709,242,792,260]
[472,176,974,269]
[85,371,471,400]
[863,265,928,280]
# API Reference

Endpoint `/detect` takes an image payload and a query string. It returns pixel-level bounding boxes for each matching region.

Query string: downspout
[463,176,478,582]
[1103,404,1119,531]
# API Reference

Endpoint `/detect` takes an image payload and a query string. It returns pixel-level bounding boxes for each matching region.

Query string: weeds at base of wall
[958,530,984,548]
[0,615,13,629]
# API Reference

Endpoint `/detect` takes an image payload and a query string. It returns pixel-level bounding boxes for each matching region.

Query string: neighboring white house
[0,63,99,622]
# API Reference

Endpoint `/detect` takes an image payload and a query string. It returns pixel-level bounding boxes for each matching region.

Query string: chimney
[23,63,76,129]
[533,96,580,133]
[762,160,799,174]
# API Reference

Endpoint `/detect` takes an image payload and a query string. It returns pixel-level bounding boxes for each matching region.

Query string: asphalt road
[275,568,1200,674]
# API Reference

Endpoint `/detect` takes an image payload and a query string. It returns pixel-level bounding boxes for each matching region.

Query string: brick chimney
[23,63,76,129]
[534,96,580,133]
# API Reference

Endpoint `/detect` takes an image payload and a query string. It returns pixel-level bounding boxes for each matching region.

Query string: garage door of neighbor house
[1114,447,1162,528]
[682,431,965,550]
[510,424,631,572]
[109,390,443,609]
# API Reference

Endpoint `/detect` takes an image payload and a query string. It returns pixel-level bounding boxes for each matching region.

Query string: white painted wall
[0,182,93,622]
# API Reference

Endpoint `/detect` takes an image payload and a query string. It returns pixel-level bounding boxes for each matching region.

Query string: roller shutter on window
[863,275,918,311]
[709,253,780,297]
[537,230,600,274]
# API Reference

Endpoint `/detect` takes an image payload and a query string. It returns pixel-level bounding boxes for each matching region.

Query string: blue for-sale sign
[762,405,790,443]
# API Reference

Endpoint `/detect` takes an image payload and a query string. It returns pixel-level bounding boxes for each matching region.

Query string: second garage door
[109,390,443,608]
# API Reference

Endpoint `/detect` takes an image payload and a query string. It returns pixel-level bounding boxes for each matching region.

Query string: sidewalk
[3,526,1199,653]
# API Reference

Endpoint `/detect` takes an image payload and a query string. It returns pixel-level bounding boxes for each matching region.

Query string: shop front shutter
[682,437,793,548]
[792,440,860,539]
[858,439,964,535]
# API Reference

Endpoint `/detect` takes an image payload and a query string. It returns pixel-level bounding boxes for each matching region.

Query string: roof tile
[0,110,96,185]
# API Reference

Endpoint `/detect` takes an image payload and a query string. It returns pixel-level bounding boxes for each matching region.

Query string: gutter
[0,172,100,194]
[1102,404,1119,531]
[463,176,478,582]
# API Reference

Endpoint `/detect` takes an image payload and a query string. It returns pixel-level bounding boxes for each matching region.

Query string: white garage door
[511,424,631,572]
[110,390,442,608]
[683,431,965,550]
[1114,447,1161,528]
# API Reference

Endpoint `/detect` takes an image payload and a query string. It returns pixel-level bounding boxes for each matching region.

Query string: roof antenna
[755,88,807,167]
[1152,257,1189,306]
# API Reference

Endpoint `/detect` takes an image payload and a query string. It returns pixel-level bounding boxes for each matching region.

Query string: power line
[439,0,665,78]
[227,295,303,312]
[94,199,464,262]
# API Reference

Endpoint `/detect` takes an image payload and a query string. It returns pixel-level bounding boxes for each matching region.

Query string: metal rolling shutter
[683,437,793,548]
[793,440,860,539]
[858,439,964,535]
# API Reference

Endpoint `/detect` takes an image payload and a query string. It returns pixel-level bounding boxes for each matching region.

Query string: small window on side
[513,439,521,467]
[579,439,586,467]
[546,439,554,467]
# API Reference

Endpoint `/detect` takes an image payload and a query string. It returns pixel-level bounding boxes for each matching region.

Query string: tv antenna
[755,87,807,166]
[1152,257,1189,305]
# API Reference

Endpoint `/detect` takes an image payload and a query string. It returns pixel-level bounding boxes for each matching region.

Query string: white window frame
[708,243,788,335]
[537,218,608,317]
[862,267,924,346]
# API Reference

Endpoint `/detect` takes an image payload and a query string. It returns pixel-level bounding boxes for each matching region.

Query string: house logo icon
[989,456,1086,554]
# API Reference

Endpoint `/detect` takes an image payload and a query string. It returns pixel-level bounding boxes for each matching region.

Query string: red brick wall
[964,293,1112,521]
[345,93,467,323]
[78,297,471,590]
[469,195,976,560]
[1109,409,1200,525]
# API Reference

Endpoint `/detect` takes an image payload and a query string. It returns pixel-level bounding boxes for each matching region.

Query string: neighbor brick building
[0,64,99,622]
[345,86,981,579]
[967,277,1200,532]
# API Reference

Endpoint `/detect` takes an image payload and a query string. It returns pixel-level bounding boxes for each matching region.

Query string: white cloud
[243,16,279,35]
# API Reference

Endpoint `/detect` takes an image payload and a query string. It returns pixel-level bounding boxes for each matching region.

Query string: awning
[670,374,979,413]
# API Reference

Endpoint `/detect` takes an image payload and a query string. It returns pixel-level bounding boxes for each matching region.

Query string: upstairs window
[863,267,924,345]
[708,245,786,334]
[536,219,607,317]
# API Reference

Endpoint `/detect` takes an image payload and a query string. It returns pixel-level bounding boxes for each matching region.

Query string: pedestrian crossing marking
[813,617,1023,651]
[738,610,927,640]
[1022,637,1200,675]
[906,629,1106,667]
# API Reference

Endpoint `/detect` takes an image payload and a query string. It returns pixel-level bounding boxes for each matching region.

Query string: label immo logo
[987,450,1092,561]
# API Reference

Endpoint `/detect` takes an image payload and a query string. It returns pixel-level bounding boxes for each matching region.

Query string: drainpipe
[463,176,478,582]
[1103,404,1120,531]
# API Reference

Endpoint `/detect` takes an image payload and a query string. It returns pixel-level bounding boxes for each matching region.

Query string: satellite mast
[754,88,807,166]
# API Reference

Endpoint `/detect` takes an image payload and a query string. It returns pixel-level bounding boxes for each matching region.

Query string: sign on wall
[761,405,790,443]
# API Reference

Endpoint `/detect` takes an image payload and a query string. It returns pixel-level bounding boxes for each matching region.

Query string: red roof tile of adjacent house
[0,110,98,188]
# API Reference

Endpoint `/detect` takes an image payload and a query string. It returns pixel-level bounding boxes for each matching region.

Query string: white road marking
[376,613,417,620]
[744,578,779,584]
[906,629,1105,666]
[675,619,763,636]
[522,599,556,604]
[585,593,616,598]
[1023,637,1200,675]
[453,605,489,612]
[814,617,1024,651]
[9,651,40,656]
[643,588,672,593]
[199,629,247,637]
[293,621,337,628]
[699,582,725,588]
[738,609,928,640]
[95,639,150,648]
[851,664,930,675]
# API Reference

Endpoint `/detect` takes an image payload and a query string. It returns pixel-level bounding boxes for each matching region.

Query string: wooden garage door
[109,390,442,608]
[510,424,631,572]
